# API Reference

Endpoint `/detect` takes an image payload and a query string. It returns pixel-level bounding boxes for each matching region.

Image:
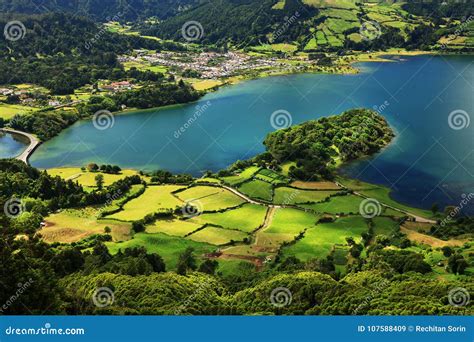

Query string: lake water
[0,131,28,159]
[30,55,474,213]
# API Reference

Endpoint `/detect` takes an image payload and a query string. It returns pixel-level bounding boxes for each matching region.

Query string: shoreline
[0,128,41,164]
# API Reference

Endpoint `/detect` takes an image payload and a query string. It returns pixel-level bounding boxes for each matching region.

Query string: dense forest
[0,0,199,21]
[263,108,394,180]
[0,13,183,94]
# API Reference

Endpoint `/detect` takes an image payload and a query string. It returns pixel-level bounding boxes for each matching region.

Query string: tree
[431,203,439,215]
[198,259,219,275]
[441,246,453,257]
[104,226,112,234]
[176,247,197,275]
[132,221,145,233]
[87,163,99,172]
[448,254,468,275]
[95,174,104,190]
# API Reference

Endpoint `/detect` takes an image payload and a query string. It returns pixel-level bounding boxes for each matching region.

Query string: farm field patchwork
[273,187,338,204]
[46,168,142,188]
[220,166,260,185]
[42,208,131,243]
[106,232,215,270]
[176,185,245,211]
[147,219,203,237]
[372,217,399,236]
[186,226,248,245]
[108,185,185,221]
[300,194,363,214]
[238,180,273,202]
[282,216,368,260]
[190,204,268,233]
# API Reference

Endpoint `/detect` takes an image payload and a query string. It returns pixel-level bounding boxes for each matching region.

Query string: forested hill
[0,0,199,21]
[263,108,394,180]
[140,0,474,51]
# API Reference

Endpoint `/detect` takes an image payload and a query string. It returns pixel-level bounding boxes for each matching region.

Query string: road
[1,128,41,164]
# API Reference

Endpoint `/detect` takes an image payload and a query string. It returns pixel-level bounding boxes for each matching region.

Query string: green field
[220,166,260,186]
[106,232,215,270]
[372,216,399,236]
[300,194,362,214]
[238,180,273,202]
[42,208,131,243]
[255,168,288,184]
[108,185,184,221]
[273,187,338,204]
[176,186,245,211]
[0,103,39,119]
[47,167,142,188]
[190,204,268,232]
[187,226,248,245]
[147,219,203,237]
[282,216,368,260]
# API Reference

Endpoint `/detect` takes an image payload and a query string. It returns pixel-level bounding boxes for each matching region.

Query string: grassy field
[147,219,203,237]
[255,168,287,184]
[238,180,273,202]
[372,216,399,236]
[282,216,368,260]
[106,232,215,270]
[46,168,141,188]
[290,180,340,190]
[42,208,131,243]
[190,204,268,233]
[220,166,260,186]
[300,194,362,214]
[192,80,223,91]
[176,186,245,211]
[273,187,338,204]
[108,185,185,221]
[186,226,248,245]
[0,103,39,119]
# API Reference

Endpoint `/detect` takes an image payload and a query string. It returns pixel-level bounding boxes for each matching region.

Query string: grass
[176,185,245,211]
[273,187,338,205]
[255,168,288,184]
[187,226,248,245]
[319,8,358,21]
[300,194,363,214]
[238,180,273,202]
[42,208,131,243]
[108,185,185,221]
[217,259,255,277]
[372,217,399,236]
[282,216,368,260]
[265,208,318,235]
[220,166,260,186]
[190,204,268,233]
[46,168,141,188]
[192,80,223,91]
[106,232,215,270]
[195,177,221,184]
[147,219,203,237]
[0,103,39,119]
[290,180,340,190]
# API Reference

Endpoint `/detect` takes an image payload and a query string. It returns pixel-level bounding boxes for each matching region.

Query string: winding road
[1,128,40,164]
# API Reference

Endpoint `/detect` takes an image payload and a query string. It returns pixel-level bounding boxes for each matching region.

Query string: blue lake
[30,55,474,213]
[0,132,28,159]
